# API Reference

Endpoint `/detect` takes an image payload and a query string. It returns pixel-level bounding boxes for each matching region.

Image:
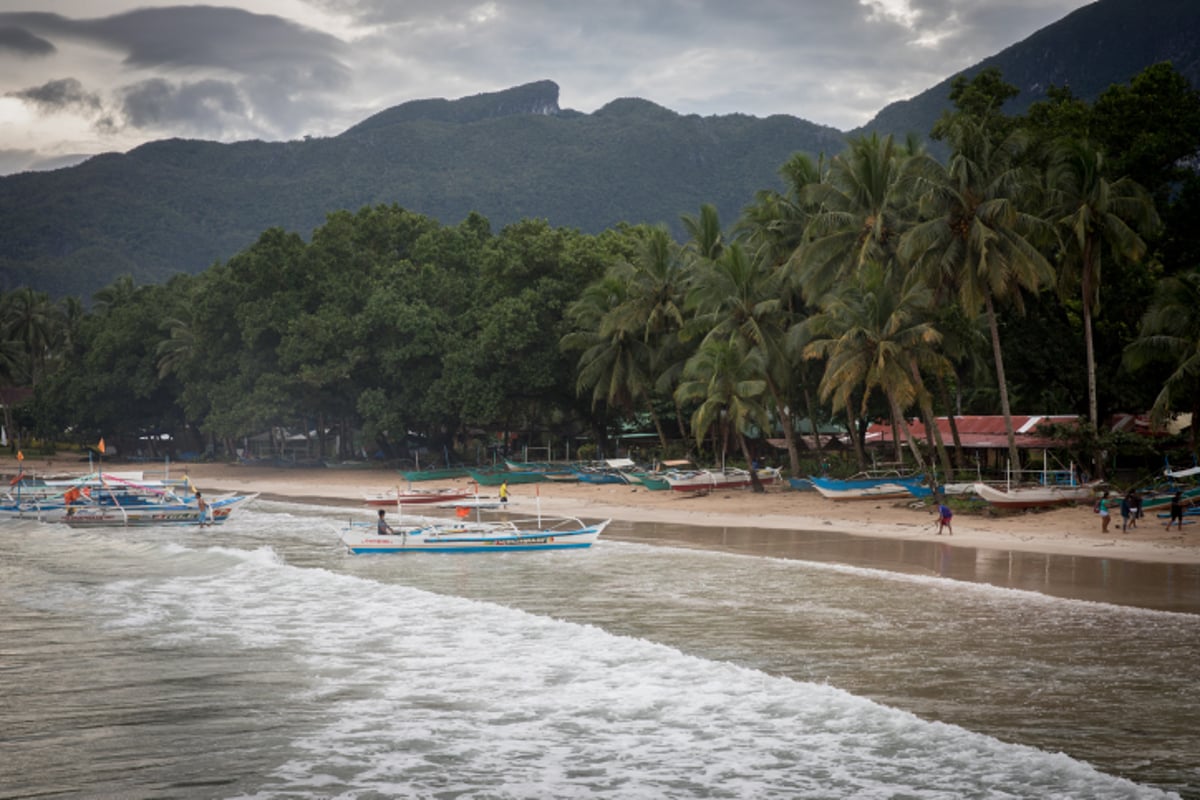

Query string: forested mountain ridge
[2,0,1198,300]
[859,0,1200,142]
[0,80,845,299]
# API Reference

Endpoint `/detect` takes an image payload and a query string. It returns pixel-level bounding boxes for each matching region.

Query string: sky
[0,0,1096,175]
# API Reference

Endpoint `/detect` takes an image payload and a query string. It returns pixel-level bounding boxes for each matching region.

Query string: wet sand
[10,457,1200,611]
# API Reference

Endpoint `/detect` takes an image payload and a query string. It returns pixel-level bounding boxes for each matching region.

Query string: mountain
[0,80,845,298]
[3,0,1198,299]
[858,0,1200,142]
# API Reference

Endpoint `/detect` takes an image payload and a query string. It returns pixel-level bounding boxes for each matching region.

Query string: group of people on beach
[1095,489,1188,533]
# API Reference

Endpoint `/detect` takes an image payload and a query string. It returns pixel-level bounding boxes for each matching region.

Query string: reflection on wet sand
[606,520,1200,614]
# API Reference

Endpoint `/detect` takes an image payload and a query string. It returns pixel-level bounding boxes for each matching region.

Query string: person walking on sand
[936,501,953,536]
[1166,492,1185,532]
[1120,491,1133,533]
[1129,490,1142,530]
[1097,491,1112,533]
[377,508,395,535]
[499,481,509,506]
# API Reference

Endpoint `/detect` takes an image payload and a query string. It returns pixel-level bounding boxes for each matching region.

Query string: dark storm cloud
[9,77,101,113]
[118,77,247,135]
[0,25,55,56]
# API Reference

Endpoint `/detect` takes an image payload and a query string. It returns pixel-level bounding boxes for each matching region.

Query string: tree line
[2,65,1198,478]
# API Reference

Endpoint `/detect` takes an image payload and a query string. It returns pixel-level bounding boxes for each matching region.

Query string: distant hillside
[858,0,1200,142]
[0,80,845,298]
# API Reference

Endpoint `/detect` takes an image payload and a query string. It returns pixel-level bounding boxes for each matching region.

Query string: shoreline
[12,457,1196,566]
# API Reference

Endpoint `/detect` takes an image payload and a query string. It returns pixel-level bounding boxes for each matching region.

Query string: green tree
[901,114,1054,472]
[1047,139,1161,432]
[1124,268,1200,456]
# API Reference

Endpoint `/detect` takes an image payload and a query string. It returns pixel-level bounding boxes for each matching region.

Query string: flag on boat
[97,437,106,454]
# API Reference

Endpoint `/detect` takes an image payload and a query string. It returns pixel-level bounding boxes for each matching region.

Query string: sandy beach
[12,455,1195,565]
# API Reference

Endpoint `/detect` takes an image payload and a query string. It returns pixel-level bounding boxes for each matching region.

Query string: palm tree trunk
[910,358,952,479]
[889,393,926,468]
[647,401,669,453]
[846,395,867,469]
[936,372,965,470]
[1082,243,1100,432]
[985,294,1021,474]
[766,377,801,476]
[739,433,765,493]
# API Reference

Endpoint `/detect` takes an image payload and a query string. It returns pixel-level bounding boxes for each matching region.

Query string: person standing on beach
[499,481,509,506]
[1166,492,1185,531]
[1120,491,1133,533]
[377,508,395,535]
[936,501,953,536]
[1129,491,1142,530]
[1097,491,1112,533]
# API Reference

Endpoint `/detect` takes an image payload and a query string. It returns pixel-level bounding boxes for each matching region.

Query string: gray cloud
[9,77,101,114]
[118,77,248,136]
[0,25,55,56]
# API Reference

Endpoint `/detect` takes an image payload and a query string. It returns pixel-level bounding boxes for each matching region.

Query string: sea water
[1,500,1197,799]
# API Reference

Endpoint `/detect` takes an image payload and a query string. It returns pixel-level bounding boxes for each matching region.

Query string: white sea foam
[81,540,1175,799]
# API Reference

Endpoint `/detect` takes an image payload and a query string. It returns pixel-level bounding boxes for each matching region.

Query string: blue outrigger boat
[809,473,926,500]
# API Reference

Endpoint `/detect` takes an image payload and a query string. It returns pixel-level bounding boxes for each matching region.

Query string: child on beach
[936,502,953,536]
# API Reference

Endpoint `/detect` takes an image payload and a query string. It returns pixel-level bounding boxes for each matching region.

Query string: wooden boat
[466,469,546,486]
[59,493,257,527]
[809,475,921,501]
[665,468,753,492]
[972,481,1097,509]
[574,459,635,485]
[363,488,471,506]
[398,467,469,482]
[339,515,609,554]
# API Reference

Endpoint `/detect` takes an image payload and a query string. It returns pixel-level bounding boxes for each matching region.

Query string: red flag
[16,450,23,461]
[97,438,106,454]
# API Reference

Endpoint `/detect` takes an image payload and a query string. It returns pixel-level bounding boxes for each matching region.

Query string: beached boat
[363,488,471,506]
[339,515,609,554]
[665,468,752,492]
[398,467,469,482]
[972,481,1098,509]
[574,459,635,485]
[466,469,546,487]
[809,474,923,501]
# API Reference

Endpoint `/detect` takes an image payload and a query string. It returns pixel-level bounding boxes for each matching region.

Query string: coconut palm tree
[900,115,1054,473]
[0,286,62,387]
[674,334,771,475]
[1048,139,1161,431]
[790,133,921,302]
[685,242,810,474]
[1124,268,1200,456]
[802,263,949,473]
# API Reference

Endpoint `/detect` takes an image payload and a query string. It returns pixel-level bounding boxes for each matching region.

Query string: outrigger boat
[972,481,1098,509]
[60,493,257,527]
[363,487,471,506]
[809,473,924,501]
[339,514,609,554]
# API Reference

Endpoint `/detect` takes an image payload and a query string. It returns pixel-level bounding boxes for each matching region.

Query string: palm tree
[1124,268,1200,456]
[686,242,809,474]
[674,334,771,476]
[802,264,949,472]
[0,286,62,387]
[1048,139,1161,431]
[563,226,692,451]
[790,133,921,302]
[901,115,1054,473]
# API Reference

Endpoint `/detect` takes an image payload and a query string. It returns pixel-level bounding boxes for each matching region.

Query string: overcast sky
[0,0,1094,174]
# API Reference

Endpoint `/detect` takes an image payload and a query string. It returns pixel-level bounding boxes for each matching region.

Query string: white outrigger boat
[339,514,609,554]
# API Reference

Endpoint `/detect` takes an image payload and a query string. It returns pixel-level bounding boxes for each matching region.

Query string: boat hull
[340,519,608,554]
[973,482,1096,509]
[809,475,925,501]
[364,490,470,506]
[466,470,546,486]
